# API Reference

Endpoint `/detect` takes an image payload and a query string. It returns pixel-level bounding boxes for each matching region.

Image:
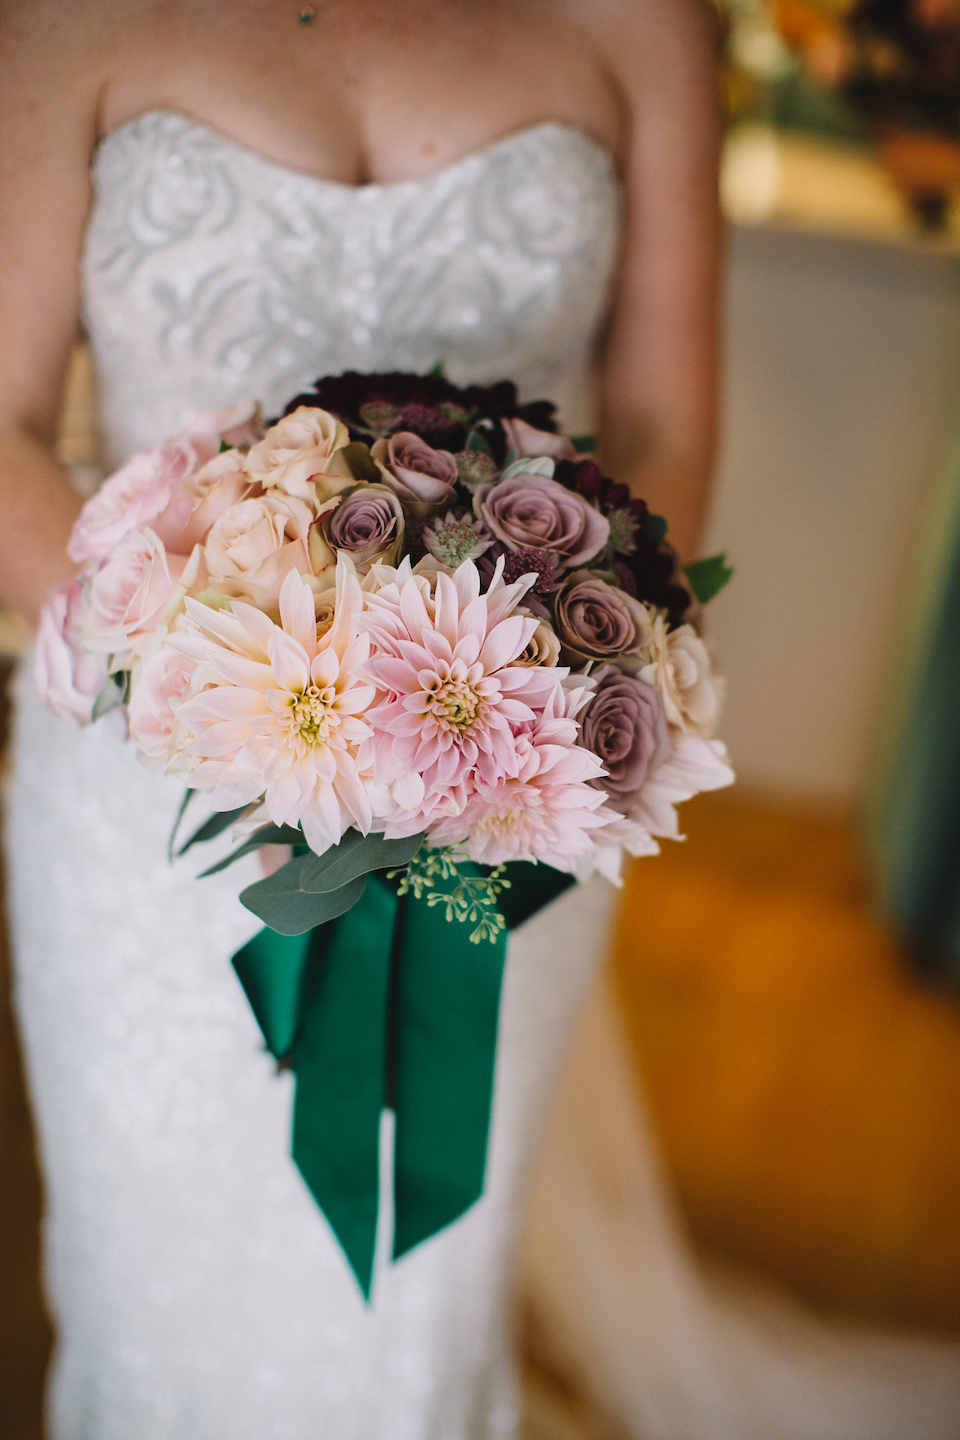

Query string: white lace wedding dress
[5,111,622,1440]
[6,111,960,1440]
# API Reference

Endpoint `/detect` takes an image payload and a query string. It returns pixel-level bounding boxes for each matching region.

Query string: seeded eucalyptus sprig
[388,849,511,944]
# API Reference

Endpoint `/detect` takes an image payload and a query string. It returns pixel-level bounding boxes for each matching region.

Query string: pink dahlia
[171,562,377,855]
[427,679,611,871]
[359,558,562,830]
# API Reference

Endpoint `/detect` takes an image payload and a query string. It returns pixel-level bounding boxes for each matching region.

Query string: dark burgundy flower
[280,372,561,454]
[477,545,563,618]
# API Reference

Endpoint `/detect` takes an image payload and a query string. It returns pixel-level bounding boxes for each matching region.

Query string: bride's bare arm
[0,3,107,623]
[591,0,723,561]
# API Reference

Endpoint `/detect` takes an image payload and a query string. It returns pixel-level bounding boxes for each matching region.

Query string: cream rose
[204,493,318,614]
[514,617,562,667]
[244,406,349,499]
[640,616,724,737]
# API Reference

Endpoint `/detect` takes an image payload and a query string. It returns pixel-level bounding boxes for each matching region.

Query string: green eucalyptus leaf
[298,830,426,894]
[571,433,597,454]
[92,675,125,722]
[463,429,494,458]
[239,861,367,936]
[684,552,735,606]
[643,512,669,545]
[337,442,381,483]
[176,805,252,856]
[168,788,197,862]
[197,824,305,879]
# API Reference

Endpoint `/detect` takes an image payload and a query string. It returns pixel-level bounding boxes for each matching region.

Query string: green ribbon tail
[389,862,574,1260]
[230,861,575,1293]
[389,885,508,1259]
[231,876,396,1299]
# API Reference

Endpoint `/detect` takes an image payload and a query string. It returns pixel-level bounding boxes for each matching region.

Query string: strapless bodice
[82,110,621,465]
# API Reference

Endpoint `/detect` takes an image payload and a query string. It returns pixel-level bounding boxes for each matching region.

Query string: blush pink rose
[152,448,251,554]
[371,431,459,504]
[34,581,108,725]
[501,417,576,461]
[128,643,197,770]
[84,529,189,660]
[474,473,609,570]
[183,399,262,461]
[69,440,198,566]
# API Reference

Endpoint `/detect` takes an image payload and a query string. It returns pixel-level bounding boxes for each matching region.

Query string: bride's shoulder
[567,0,721,107]
[1,0,123,129]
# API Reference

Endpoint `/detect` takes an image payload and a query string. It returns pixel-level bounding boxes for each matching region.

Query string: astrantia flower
[427,679,611,871]
[359,558,562,830]
[422,511,492,567]
[171,563,377,855]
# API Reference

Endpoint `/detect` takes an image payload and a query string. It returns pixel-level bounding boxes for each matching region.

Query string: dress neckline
[95,107,619,199]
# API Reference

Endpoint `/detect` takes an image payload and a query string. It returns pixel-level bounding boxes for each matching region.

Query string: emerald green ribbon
[231,862,571,1298]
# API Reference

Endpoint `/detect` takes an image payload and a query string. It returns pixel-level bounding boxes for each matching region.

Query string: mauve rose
[34,581,108,725]
[323,484,404,570]
[502,417,576,461]
[69,441,196,566]
[580,666,671,802]
[371,431,458,504]
[554,570,653,664]
[474,474,609,570]
[128,643,196,770]
[84,529,189,660]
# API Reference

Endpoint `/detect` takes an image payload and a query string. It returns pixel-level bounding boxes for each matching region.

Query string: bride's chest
[81,111,621,454]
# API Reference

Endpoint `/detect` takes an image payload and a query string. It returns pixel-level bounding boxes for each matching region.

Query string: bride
[3,1,959,1437]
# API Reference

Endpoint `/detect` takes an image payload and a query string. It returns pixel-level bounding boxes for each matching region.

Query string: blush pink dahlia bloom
[426,679,611,870]
[171,562,377,855]
[359,558,562,830]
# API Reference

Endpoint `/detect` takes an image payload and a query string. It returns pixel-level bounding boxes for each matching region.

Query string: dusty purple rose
[580,667,671,801]
[324,484,404,568]
[554,570,653,663]
[371,431,458,504]
[473,473,609,570]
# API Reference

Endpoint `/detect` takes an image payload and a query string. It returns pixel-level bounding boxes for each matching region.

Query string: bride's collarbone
[98,0,625,188]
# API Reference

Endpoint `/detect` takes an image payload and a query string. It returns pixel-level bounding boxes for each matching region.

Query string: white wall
[704,224,960,803]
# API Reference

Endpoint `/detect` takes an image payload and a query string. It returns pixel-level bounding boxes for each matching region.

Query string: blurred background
[3,2,960,1436]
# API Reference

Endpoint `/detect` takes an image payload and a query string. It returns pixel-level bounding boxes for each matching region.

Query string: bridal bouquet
[36,371,733,1293]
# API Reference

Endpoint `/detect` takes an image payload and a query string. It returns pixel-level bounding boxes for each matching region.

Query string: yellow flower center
[428,677,482,732]
[288,684,335,746]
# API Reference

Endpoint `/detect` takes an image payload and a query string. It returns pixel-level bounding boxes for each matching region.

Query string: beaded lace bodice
[83,110,621,465]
